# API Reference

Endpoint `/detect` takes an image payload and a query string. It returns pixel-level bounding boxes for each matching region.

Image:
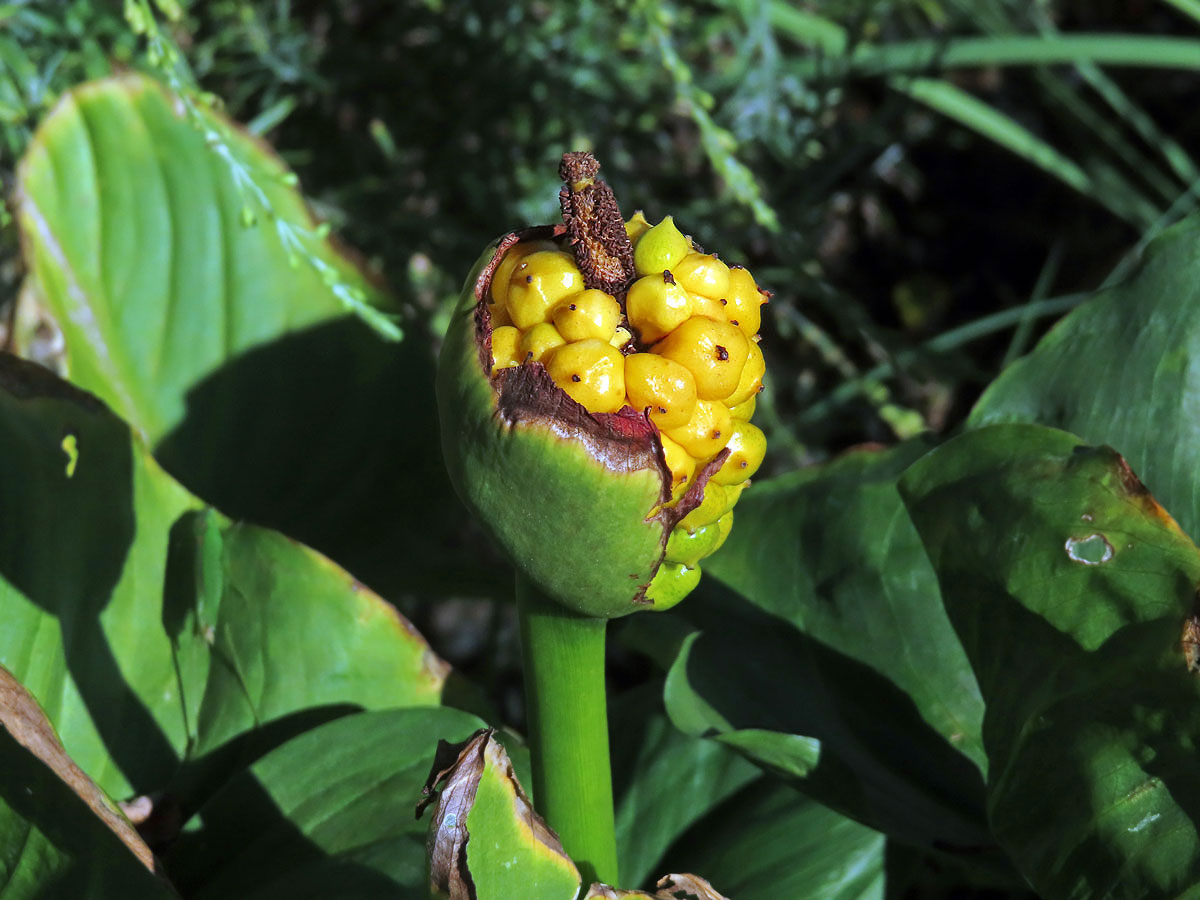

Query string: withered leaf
[0,664,162,875]
[418,727,578,900]
[418,728,491,900]
[582,873,731,900]
[654,873,732,900]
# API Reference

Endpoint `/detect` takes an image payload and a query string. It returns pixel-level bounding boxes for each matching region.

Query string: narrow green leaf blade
[900,423,1200,897]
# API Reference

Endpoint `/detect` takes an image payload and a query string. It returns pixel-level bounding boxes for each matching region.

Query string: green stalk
[516,572,619,888]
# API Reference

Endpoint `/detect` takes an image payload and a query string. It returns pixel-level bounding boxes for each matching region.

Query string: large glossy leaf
[661,781,885,900]
[165,707,486,899]
[666,442,993,856]
[13,73,479,598]
[0,352,446,809]
[900,424,1200,898]
[0,665,175,899]
[706,439,985,766]
[658,584,999,865]
[970,212,1200,545]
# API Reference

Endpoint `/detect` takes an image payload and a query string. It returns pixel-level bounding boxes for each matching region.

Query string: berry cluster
[486,214,767,578]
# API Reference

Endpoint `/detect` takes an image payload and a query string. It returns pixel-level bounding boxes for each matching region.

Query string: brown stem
[558,152,636,300]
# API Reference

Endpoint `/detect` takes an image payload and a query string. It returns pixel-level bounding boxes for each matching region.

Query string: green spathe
[438,239,689,619]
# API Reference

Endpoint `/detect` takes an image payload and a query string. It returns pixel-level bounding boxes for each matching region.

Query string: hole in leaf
[1065,533,1113,565]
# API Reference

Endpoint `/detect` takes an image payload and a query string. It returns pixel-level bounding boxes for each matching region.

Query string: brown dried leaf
[418,728,576,900]
[417,727,491,900]
[0,664,160,874]
[654,873,732,900]
[583,873,730,900]
[582,884,654,899]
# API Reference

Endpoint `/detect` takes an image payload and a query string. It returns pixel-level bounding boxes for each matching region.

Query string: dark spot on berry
[662,270,676,285]
[569,304,578,310]
[716,346,729,361]
[657,406,667,414]
[525,352,534,360]
[739,461,747,468]
[720,298,727,305]
[712,430,722,439]
[681,475,688,483]
[526,275,533,283]
[571,374,581,382]
[730,319,739,326]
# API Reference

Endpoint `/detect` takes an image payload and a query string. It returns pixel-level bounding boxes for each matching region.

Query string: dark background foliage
[8,0,1200,469]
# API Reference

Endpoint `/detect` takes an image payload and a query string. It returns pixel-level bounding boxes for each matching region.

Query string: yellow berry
[490,325,522,372]
[626,272,692,344]
[665,516,725,566]
[519,322,567,364]
[506,250,585,329]
[658,433,696,496]
[644,561,701,610]
[653,317,749,401]
[490,240,555,306]
[725,265,766,336]
[673,252,730,300]
[678,482,745,531]
[723,338,765,407]
[488,298,513,327]
[552,289,621,342]
[625,210,652,242]
[711,511,734,555]
[729,394,757,421]
[633,216,690,276]
[711,421,766,486]
[624,353,698,431]
[544,339,626,413]
[687,291,727,323]
[610,326,633,350]
[664,398,733,459]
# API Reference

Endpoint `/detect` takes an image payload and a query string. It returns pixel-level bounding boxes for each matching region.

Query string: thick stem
[516,572,620,887]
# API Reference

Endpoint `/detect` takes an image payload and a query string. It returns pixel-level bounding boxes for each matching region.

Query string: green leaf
[662,781,885,900]
[14,73,476,598]
[165,707,486,899]
[707,440,985,769]
[0,664,176,899]
[970,212,1200,546]
[658,586,997,861]
[674,442,995,855]
[610,686,760,888]
[0,353,446,809]
[664,631,821,780]
[899,423,1200,898]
